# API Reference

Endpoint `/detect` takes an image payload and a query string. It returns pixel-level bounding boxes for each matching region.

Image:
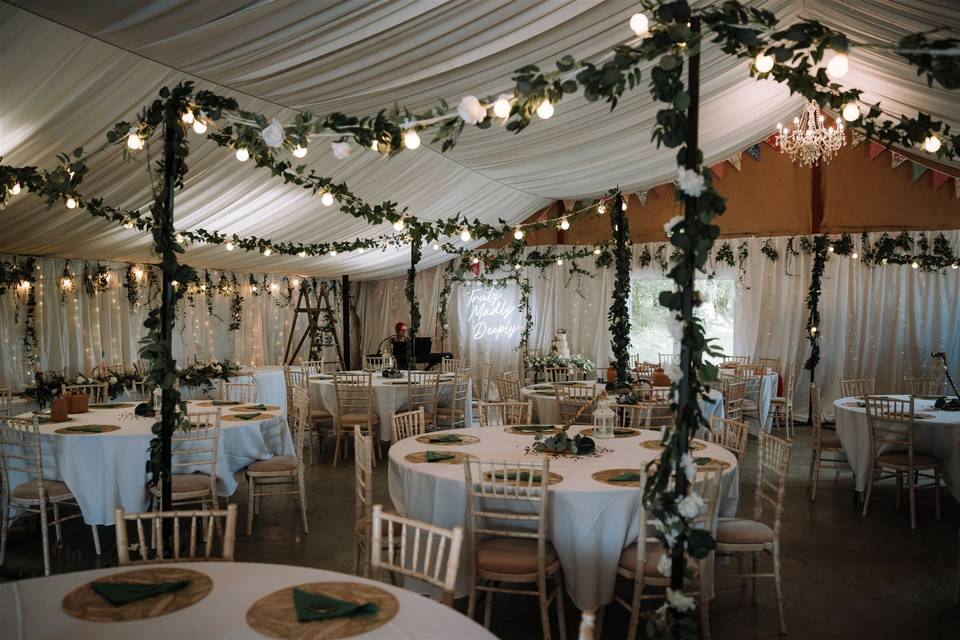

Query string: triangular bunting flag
[468,261,481,276]
[537,209,548,222]
[728,152,742,171]
[851,130,866,148]
[653,184,671,198]
[636,189,648,206]
[911,162,928,182]
[711,163,726,179]
[868,141,886,160]
[932,170,949,190]
[562,199,576,212]
[746,144,761,161]
[763,133,779,149]
[955,177,960,200]
[891,152,907,169]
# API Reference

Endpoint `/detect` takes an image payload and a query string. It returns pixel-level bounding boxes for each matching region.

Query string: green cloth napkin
[247,403,268,410]
[608,471,644,482]
[513,425,554,432]
[694,457,714,466]
[92,580,190,606]
[213,400,240,406]
[233,412,262,420]
[64,426,105,433]
[492,471,542,482]
[428,434,462,443]
[292,587,379,622]
[91,403,124,408]
[425,451,456,462]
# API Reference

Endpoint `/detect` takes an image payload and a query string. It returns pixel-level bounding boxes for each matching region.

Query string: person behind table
[391,322,409,369]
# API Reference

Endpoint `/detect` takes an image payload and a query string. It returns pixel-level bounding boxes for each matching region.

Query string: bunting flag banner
[891,152,907,169]
[537,209,549,222]
[562,199,576,212]
[868,141,886,160]
[653,183,672,198]
[468,261,482,276]
[851,130,866,147]
[635,189,648,206]
[746,143,761,161]
[932,170,950,190]
[727,152,742,171]
[955,178,960,200]
[911,162,928,182]
[763,133,779,149]
[711,162,726,179]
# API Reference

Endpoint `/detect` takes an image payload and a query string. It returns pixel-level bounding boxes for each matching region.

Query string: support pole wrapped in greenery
[406,235,422,368]
[608,192,630,387]
[804,235,829,381]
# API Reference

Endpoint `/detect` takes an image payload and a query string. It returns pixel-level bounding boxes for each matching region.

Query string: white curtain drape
[0,254,340,390]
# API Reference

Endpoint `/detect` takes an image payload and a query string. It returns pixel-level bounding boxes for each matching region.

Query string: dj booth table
[369,336,452,370]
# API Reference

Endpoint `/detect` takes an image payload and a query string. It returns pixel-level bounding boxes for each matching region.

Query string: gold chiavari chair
[353,426,399,578]
[0,416,101,576]
[721,379,746,422]
[736,369,763,423]
[807,384,848,501]
[863,396,942,529]
[440,357,465,373]
[0,386,12,416]
[716,432,792,635]
[543,367,569,383]
[149,410,222,515]
[436,368,471,429]
[287,366,332,462]
[473,361,494,412]
[634,363,657,381]
[115,504,238,565]
[722,355,752,365]
[61,382,108,404]
[464,458,565,639]
[758,357,781,375]
[707,416,749,469]
[478,401,532,427]
[364,355,390,373]
[303,359,338,376]
[371,504,464,607]
[243,386,310,535]
[610,403,647,430]
[391,408,426,443]
[496,373,521,402]
[333,372,379,466]
[903,376,945,396]
[221,381,258,403]
[841,377,875,397]
[658,353,680,367]
[769,364,796,438]
[556,383,598,425]
[407,370,441,430]
[130,379,150,403]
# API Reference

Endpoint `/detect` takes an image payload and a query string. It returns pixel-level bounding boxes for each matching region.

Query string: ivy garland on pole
[608,192,631,387]
[406,235,422,368]
[804,235,829,378]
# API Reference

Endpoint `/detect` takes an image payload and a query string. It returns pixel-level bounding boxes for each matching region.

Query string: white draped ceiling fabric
[1,0,958,280]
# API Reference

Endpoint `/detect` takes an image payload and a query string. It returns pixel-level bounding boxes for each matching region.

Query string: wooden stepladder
[283,282,344,368]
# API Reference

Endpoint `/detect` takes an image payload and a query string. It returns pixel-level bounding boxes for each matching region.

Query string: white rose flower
[260,119,285,148]
[457,95,487,125]
[666,588,696,613]
[331,141,352,160]
[677,492,704,519]
[676,167,706,197]
[663,214,684,236]
[662,362,683,382]
[680,452,696,482]
[108,376,118,384]
[657,553,672,577]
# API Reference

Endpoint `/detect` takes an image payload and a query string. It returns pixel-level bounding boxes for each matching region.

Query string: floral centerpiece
[176,359,242,391]
[531,391,602,456]
[68,368,139,399]
[21,370,66,408]
[523,352,595,377]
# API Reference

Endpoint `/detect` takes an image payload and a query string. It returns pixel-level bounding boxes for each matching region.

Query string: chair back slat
[62,383,108,404]
[114,504,237,565]
[706,416,749,466]
[864,396,917,458]
[496,373,521,402]
[407,371,440,419]
[0,417,44,499]
[354,425,374,542]
[464,459,550,544]
[440,357,465,373]
[440,368,471,428]
[392,408,426,442]
[221,381,258,403]
[555,384,598,426]
[478,401,532,427]
[842,377,876,397]
[753,432,792,535]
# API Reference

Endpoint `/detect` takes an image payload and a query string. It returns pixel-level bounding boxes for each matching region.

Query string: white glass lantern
[592,399,617,438]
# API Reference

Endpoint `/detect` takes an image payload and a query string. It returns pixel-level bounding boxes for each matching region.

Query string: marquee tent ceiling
[1,0,957,279]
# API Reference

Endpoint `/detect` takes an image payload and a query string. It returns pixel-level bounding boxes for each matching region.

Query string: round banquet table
[311,371,473,442]
[178,365,288,410]
[833,394,960,498]
[388,425,739,611]
[12,402,293,525]
[0,561,495,640]
[520,382,725,426]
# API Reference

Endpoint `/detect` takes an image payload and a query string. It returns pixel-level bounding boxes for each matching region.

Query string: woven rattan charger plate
[640,439,707,451]
[579,427,640,438]
[222,413,277,422]
[414,434,480,446]
[62,567,212,622]
[54,424,121,435]
[404,450,472,464]
[592,468,645,487]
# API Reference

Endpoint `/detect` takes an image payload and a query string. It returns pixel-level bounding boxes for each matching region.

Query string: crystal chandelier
[776,100,846,167]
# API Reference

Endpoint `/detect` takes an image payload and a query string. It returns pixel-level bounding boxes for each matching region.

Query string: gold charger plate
[62,567,212,622]
[223,413,277,422]
[579,427,640,438]
[640,439,707,451]
[404,450,472,464]
[482,470,563,484]
[414,434,480,446]
[229,404,281,412]
[592,468,645,487]
[55,424,121,435]
[246,581,399,640]
[505,425,559,435]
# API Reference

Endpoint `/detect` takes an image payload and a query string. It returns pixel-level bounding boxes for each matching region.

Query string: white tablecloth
[179,365,287,411]
[0,561,495,640]
[520,384,725,427]
[388,426,739,611]
[11,402,292,525]
[834,395,960,498]
[311,372,473,441]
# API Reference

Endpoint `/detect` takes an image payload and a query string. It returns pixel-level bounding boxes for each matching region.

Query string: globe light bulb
[403,130,421,150]
[226,242,235,251]
[297,250,306,257]
[536,100,554,119]
[133,268,143,280]
[851,252,859,260]
[175,233,184,244]
[559,217,570,230]
[357,247,366,254]
[321,191,335,206]
[923,135,941,153]
[810,326,817,334]
[460,228,471,242]
[66,197,77,209]
[593,247,602,255]
[754,53,774,73]
[192,119,207,134]
[270,283,279,291]
[514,227,524,240]
[827,245,835,253]
[181,110,195,125]
[18,280,30,290]
[622,200,628,211]
[171,280,178,288]
[911,261,919,269]
[556,258,563,266]
[841,102,860,122]
[629,12,649,37]
[292,279,300,287]
[952,263,959,270]
[263,247,272,256]
[597,203,607,215]
[432,243,440,250]
[392,218,405,232]
[292,145,308,158]
[370,139,380,152]
[471,256,480,265]
[11,183,21,195]
[235,147,250,162]
[493,95,512,118]
[251,286,258,293]
[514,263,522,270]
[329,249,338,256]
[127,129,144,150]
[826,52,849,80]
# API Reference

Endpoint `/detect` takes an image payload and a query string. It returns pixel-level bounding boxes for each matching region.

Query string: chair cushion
[355,512,403,537]
[618,541,696,576]
[770,397,785,404]
[477,537,559,575]
[716,517,773,544]
[435,407,464,416]
[246,455,297,473]
[310,409,332,420]
[340,413,380,425]
[876,451,940,468]
[11,480,73,501]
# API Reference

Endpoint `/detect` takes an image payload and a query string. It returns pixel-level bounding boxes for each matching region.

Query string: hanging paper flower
[677,492,704,519]
[657,553,672,577]
[457,96,487,125]
[666,588,696,613]
[331,141,352,160]
[260,119,285,148]
[663,215,684,236]
[679,452,696,482]
[676,167,706,197]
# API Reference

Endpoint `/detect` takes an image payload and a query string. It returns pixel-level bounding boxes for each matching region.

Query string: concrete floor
[2,428,959,639]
